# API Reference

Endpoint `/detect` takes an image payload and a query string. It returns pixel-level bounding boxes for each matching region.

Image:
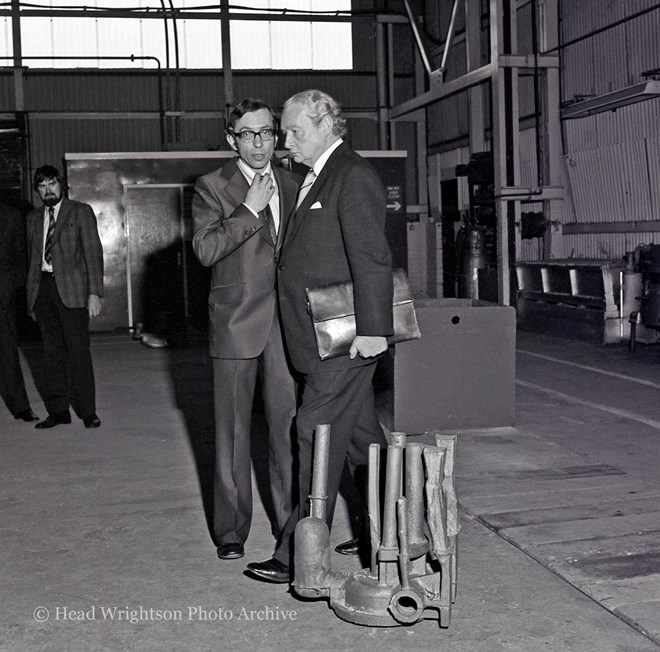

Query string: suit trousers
[273,361,386,566]
[212,315,296,546]
[0,299,31,415]
[34,274,96,417]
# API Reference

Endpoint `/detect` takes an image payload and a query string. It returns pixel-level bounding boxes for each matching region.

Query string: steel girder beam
[392,0,563,305]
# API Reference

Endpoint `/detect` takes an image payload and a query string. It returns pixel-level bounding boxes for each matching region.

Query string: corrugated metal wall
[561,0,660,99]
[565,139,653,223]
[5,1,660,276]
[538,0,660,261]
[0,69,385,186]
[530,0,660,260]
[24,73,162,111]
[423,0,660,267]
[29,117,162,169]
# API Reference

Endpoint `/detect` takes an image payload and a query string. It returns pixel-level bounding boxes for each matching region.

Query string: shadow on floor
[163,336,288,545]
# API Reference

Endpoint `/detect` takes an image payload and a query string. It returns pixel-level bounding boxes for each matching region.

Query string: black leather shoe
[335,538,362,556]
[217,542,244,560]
[35,412,71,429]
[245,558,290,583]
[83,413,101,428]
[14,408,39,422]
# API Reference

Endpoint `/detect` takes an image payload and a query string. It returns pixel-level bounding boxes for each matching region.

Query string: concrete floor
[1,330,659,651]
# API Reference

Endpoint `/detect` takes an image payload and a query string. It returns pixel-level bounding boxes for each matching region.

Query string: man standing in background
[0,200,38,422]
[26,165,104,430]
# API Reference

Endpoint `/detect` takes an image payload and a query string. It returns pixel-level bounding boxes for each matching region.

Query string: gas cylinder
[457,226,489,299]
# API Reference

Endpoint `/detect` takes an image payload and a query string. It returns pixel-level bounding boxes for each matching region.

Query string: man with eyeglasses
[192,98,300,562]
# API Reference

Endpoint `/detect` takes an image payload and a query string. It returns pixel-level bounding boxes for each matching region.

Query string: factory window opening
[1,0,353,70]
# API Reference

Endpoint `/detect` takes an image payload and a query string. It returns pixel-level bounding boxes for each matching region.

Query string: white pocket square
[310,201,323,209]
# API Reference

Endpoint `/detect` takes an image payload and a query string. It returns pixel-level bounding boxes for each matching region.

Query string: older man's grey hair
[284,89,348,138]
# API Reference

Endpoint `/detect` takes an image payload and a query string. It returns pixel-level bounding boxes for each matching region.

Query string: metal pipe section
[439,0,461,74]
[389,588,425,625]
[405,443,427,554]
[396,497,410,590]
[401,0,433,78]
[380,442,404,551]
[368,443,381,575]
[391,431,406,498]
[310,424,331,520]
[293,424,332,596]
[389,497,426,624]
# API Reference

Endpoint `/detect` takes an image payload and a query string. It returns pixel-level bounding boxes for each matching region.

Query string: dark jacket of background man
[0,202,36,420]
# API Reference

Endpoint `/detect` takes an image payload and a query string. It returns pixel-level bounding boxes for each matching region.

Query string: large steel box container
[393,298,516,432]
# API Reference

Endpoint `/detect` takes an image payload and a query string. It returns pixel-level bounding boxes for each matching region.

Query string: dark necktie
[262,203,277,242]
[44,207,56,265]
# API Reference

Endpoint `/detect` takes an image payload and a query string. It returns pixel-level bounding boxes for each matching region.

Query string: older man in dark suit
[0,201,38,422]
[26,165,103,429]
[192,98,299,561]
[247,89,393,583]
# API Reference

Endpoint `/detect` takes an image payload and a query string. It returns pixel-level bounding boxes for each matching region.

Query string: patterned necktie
[295,169,317,210]
[44,206,56,265]
[262,203,277,242]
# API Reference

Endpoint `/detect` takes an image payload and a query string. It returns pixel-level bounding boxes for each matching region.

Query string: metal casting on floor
[292,426,459,628]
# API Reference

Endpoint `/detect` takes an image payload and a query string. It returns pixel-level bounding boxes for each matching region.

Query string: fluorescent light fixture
[561,80,660,119]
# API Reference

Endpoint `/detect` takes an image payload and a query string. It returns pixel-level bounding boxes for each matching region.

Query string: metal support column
[11,0,23,111]
[393,0,564,305]
[376,17,389,149]
[414,48,428,214]
[220,0,233,115]
[465,0,485,153]
[490,0,520,305]
[539,0,564,258]
[387,22,397,148]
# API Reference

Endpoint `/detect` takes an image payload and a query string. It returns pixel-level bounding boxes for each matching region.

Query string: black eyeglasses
[231,128,275,143]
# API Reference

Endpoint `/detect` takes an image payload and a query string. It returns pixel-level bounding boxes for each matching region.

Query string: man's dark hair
[33,165,67,190]
[227,98,277,133]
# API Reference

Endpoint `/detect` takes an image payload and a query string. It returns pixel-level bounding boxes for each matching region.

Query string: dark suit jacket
[277,142,393,374]
[26,197,104,313]
[192,157,300,359]
[0,203,27,309]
